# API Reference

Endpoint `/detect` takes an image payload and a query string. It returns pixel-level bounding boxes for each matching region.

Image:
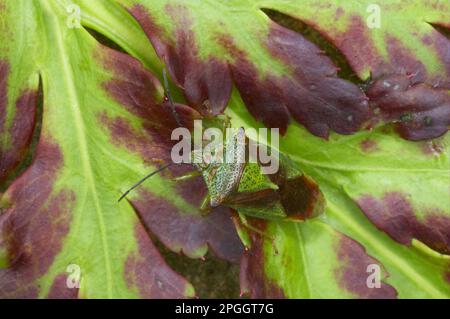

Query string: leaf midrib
[42,0,114,298]
[293,224,312,298]
[290,155,447,173]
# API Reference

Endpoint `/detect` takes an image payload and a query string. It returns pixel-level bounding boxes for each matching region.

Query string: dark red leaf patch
[233,21,371,137]
[335,235,397,298]
[0,60,37,182]
[360,139,378,153]
[129,4,232,117]
[368,73,450,140]
[357,192,450,255]
[124,222,193,298]
[47,274,79,299]
[100,47,201,130]
[331,16,450,140]
[218,33,290,135]
[328,16,450,88]
[127,4,450,141]
[99,47,201,147]
[129,5,371,139]
[258,22,370,137]
[0,140,75,298]
[330,15,382,77]
[132,190,243,263]
[383,36,428,84]
[98,113,172,166]
[99,43,202,176]
[425,24,450,88]
[101,49,163,117]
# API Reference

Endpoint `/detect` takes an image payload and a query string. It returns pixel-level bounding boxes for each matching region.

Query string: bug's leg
[238,214,274,240]
[173,170,201,182]
[229,211,252,249]
[199,194,212,216]
[223,114,232,130]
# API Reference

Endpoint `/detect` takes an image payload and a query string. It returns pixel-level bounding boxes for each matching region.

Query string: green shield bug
[118,70,325,225]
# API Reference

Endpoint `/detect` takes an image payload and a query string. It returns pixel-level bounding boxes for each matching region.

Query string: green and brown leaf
[0,0,449,298]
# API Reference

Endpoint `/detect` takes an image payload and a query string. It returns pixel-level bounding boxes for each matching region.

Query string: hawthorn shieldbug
[118,70,324,223]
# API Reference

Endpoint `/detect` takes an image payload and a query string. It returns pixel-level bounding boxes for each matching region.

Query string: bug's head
[210,197,221,208]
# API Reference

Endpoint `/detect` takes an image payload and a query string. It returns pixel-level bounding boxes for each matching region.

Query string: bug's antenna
[163,68,183,128]
[118,163,173,202]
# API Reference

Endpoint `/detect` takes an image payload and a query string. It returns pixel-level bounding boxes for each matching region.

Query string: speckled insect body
[191,122,324,222]
[119,70,324,222]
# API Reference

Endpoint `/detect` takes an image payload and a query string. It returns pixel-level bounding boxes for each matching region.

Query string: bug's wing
[226,189,288,220]
[238,162,278,193]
